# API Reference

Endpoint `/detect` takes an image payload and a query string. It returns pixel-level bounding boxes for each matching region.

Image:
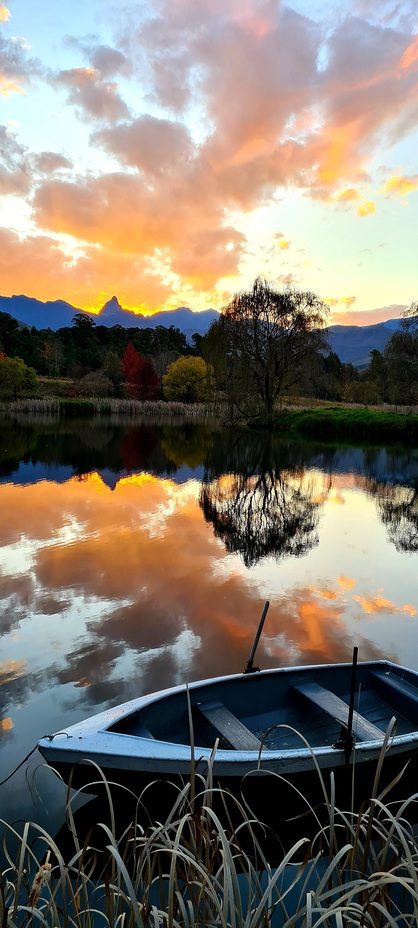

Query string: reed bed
[2,754,418,928]
[0,397,218,422]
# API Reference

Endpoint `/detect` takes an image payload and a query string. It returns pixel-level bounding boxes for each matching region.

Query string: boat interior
[109,662,418,752]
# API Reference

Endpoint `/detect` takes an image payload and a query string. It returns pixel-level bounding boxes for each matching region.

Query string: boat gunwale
[38,659,418,768]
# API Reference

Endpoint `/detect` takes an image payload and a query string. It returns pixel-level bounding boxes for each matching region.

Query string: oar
[345,645,359,766]
[244,600,270,674]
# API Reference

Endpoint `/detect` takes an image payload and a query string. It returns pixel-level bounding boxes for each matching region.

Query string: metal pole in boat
[345,646,358,766]
[244,601,270,674]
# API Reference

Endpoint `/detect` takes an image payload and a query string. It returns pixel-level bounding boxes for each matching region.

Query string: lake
[1,412,418,839]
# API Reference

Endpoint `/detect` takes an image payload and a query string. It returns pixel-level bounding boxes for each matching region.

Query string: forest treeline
[0,280,417,410]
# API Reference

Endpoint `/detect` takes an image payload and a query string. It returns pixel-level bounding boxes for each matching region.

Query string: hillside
[325,321,400,368]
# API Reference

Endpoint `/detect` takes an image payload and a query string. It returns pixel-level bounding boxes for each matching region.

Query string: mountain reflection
[200,433,322,567]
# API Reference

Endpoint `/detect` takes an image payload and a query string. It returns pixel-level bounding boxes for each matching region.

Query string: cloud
[333,187,359,202]
[354,593,417,616]
[400,34,418,70]
[0,126,31,195]
[331,303,406,325]
[0,227,173,311]
[32,151,73,175]
[88,45,132,78]
[3,1,418,308]
[0,5,10,22]
[94,115,196,176]
[341,295,356,307]
[0,33,42,96]
[54,67,130,122]
[382,173,418,196]
[357,200,376,216]
[33,171,246,294]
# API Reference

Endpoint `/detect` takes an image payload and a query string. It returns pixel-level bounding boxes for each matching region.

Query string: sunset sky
[1,0,417,323]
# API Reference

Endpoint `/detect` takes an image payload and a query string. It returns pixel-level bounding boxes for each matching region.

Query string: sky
[0,0,417,324]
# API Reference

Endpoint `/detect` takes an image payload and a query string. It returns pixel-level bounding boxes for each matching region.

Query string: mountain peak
[100,295,123,316]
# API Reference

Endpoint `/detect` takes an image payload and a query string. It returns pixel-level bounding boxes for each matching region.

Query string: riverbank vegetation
[2,757,418,927]
[273,405,418,443]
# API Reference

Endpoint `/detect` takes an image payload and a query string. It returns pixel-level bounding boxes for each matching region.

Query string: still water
[1,413,418,835]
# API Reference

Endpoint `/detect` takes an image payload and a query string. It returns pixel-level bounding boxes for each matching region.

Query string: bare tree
[204,277,328,424]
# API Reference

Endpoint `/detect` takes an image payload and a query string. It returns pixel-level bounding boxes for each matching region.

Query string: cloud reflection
[0,468,407,724]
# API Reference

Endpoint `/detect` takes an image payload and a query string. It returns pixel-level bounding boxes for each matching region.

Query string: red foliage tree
[122,342,141,384]
[122,342,160,400]
[140,359,160,400]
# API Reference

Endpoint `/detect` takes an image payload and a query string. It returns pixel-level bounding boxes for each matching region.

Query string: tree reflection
[199,433,321,567]
[369,481,418,553]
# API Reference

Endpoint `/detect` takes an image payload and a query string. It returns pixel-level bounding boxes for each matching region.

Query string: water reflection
[200,433,321,567]
[362,479,418,553]
[1,415,418,831]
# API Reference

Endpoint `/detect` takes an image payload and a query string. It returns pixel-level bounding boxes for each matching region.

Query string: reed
[2,754,418,927]
[0,397,218,420]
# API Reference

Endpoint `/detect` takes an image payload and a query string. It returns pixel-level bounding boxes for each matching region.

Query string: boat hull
[38,660,418,804]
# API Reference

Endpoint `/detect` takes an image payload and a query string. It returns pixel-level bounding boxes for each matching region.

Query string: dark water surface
[1,413,418,838]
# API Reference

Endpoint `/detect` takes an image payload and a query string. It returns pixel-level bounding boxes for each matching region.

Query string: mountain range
[0,294,219,342]
[0,293,404,367]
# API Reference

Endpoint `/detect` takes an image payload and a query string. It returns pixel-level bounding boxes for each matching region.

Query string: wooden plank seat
[291,681,383,742]
[198,699,262,751]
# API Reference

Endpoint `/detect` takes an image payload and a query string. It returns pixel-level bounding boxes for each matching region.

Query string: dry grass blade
[3,741,418,927]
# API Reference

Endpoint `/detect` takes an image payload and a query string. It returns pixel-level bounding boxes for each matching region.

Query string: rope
[0,732,69,787]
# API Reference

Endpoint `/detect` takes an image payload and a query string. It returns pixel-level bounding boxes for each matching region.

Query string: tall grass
[0,398,218,420]
[2,754,418,927]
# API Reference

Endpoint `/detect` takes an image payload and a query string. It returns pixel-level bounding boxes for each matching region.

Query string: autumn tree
[122,342,159,400]
[162,356,212,402]
[204,276,328,424]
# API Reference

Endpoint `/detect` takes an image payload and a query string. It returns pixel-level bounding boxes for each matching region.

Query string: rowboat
[38,659,418,796]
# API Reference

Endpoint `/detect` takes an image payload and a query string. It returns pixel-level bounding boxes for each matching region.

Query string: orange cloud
[382,174,418,196]
[358,201,376,216]
[400,35,418,70]
[329,303,405,326]
[333,187,359,202]
[277,238,290,250]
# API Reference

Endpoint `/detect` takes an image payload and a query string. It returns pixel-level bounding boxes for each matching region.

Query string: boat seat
[291,681,383,742]
[369,671,418,720]
[198,699,262,751]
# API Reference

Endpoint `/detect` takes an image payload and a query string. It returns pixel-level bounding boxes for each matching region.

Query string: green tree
[162,356,212,402]
[0,312,20,356]
[0,356,37,399]
[102,349,123,386]
[204,277,328,424]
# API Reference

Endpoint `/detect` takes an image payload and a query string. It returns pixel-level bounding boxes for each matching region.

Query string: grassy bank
[273,406,418,444]
[2,757,418,927]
